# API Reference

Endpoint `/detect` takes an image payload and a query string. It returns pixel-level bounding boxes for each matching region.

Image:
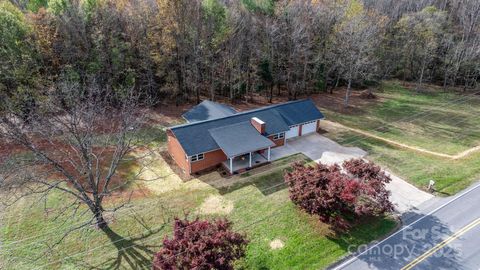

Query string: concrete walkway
[271,133,433,213]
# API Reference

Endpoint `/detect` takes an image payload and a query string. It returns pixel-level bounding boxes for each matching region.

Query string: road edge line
[330,181,480,270]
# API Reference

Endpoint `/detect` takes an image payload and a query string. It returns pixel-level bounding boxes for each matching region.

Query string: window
[273,133,285,140]
[191,153,204,162]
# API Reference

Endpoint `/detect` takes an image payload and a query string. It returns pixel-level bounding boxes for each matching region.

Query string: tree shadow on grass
[218,168,288,196]
[212,156,310,196]
[73,223,167,270]
[102,226,164,269]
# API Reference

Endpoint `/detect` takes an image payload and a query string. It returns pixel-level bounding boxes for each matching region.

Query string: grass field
[6,79,473,269]
[323,81,480,195]
[0,153,396,270]
[325,81,480,155]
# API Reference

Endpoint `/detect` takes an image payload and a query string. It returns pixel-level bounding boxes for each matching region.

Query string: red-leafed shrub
[152,218,248,270]
[284,159,393,231]
[343,159,394,216]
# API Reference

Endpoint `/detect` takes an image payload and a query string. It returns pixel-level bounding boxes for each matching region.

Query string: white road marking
[331,181,480,270]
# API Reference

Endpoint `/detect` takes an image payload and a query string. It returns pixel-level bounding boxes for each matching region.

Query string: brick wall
[190,149,227,174]
[167,130,190,174]
[268,135,285,147]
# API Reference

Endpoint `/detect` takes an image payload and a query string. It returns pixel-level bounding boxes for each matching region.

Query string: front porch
[222,148,271,174]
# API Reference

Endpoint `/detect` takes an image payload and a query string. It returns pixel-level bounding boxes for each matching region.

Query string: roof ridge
[170,98,309,130]
[207,120,251,132]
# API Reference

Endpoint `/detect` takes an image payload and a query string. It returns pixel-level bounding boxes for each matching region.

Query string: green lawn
[324,81,480,155]
[0,155,396,270]
[321,81,480,195]
[324,120,480,195]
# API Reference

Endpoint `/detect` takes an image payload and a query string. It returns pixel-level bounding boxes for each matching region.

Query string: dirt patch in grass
[269,239,285,250]
[147,104,190,126]
[1,139,140,195]
[0,142,27,163]
[196,195,234,215]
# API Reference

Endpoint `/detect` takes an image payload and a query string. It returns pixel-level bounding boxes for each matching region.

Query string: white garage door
[285,125,299,139]
[301,120,317,135]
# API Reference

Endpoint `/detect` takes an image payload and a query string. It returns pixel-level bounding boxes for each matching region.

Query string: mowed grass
[325,129,480,195]
[324,81,480,155]
[0,154,396,270]
[321,81,480,194]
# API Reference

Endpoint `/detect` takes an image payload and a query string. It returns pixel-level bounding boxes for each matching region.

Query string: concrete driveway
[271,133,366,164]
[271,133,433,213]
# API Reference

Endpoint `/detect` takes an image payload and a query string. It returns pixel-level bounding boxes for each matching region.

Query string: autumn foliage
[152,218,248,270]
[284,159,393,231]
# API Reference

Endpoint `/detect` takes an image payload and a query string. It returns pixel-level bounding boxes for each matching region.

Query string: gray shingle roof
[170,99,325,156]
[209,122,275,158]
[182,100,237,123]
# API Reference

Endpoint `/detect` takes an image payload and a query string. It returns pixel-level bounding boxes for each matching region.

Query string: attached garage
[300,120,317,135]
[285,125,300,139]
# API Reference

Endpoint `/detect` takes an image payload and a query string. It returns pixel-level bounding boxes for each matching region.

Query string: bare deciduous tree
[329,1,387,106]
[0,80,149,240]
[395,6,448,90]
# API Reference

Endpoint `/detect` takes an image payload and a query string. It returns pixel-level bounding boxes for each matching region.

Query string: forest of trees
[1,0,480,110]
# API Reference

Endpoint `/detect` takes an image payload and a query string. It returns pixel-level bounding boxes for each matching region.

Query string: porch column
[267,147,271,161]
[229,157,233,174]
[249,152,252,168]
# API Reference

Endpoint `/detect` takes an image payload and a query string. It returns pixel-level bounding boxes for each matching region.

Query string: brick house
[166,99,325,175]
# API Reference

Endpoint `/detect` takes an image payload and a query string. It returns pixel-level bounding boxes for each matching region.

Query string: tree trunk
[175,46,184,106]
[195,61,201,104]
[344,78,352,107]
[94,207,109,230]
[248,70,253,103]
[210,67,215,101]
[286,70,292,100]
[269,83,273,103]
[196,86,200,104]
[452,71,458,88]
[443,69,449,90]
[331,74,340,94]
[416,57,427,92]
[302,56,308,95]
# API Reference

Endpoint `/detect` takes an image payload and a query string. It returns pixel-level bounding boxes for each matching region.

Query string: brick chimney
[251,117,266,134]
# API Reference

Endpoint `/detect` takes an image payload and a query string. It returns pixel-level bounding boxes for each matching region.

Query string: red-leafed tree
[343,159,394,216]
[284,159,393,231]
[152,218,249,270]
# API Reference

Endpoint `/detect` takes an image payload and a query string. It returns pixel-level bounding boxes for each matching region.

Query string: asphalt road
[331,182,480,270]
